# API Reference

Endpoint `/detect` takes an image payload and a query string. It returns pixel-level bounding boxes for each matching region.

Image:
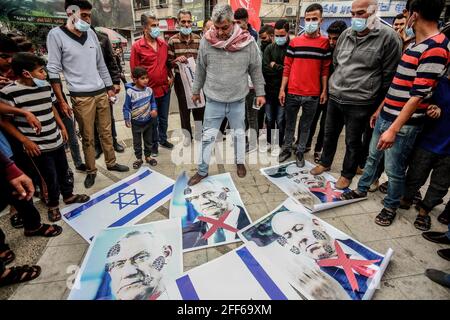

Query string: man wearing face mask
[262,19,290,148]
[259,24,274,55]
[311,0,402,190]
[131,13,174,155]
[47,0,129,189]
[278,4,331,168]
[168,9,203,147]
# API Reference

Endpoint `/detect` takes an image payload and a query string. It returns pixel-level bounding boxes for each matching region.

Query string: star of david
[111,189,144,210]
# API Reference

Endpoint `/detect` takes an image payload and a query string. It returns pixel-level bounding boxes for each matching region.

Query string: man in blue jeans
[341,0,450,227]
[188,4,265,186]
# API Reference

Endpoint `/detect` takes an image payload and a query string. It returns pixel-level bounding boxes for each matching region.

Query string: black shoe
[425,269,450,288]
[437,248,450,261]
[113,141,125,153]
[10,213,24,229]
[84,174,96,189]
[278,149,291,163]
[95,148,103,159]
[437,206,450,225]
[422,231,450,245]
[305,146,311,153]
[296,152,305,168]
[159,141,174,149]
[75,163,87,172]
[107,164,130,172]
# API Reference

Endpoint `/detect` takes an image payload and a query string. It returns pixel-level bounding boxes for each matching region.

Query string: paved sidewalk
[1,89,449,300]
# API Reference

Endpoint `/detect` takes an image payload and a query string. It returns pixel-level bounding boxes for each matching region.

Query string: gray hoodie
[192,37,265,103]
[329,23,402,106]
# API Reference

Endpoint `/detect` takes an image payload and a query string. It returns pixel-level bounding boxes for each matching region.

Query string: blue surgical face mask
[149,27,161,39]
[351,18,367,32]
[304,21,319,34]
[275,36,287,46]
[405,14,416,39]
[74,18,91,32]
[32,78,48,87]
[180,27,192,36]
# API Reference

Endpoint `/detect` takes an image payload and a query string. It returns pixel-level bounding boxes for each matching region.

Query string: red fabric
[230,0,262,32]
[130,37,170,98]
[205,24,253,52]
[0,151,23,182]
[283,34,331,97]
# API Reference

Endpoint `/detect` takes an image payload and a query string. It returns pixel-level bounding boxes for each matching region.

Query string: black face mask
[261,41,271,51]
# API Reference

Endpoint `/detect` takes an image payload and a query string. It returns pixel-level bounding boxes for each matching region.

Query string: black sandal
[379,181,388,194]
[48,207,62,222]
[145,157,157,166]
[375,208,397,227]
[63,194,90,205]
[10,212,24,229]
[0,244,15,265]
[24,224,63,238]
[133,159,143,169]
[413,191,423,204]
[0,265,41,287]
[340,190,367,201]
[414,214,431,231]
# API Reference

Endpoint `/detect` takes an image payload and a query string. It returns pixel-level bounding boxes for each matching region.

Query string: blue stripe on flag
[176,275,200,300]
[236,247,288,300]
[108,185,173,227]
[64,170,152,220]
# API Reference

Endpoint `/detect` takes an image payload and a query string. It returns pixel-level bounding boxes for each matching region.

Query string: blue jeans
[198,98,246,176]
[357,116,422,210]
[62,116,83,167]
[153,90,171,147]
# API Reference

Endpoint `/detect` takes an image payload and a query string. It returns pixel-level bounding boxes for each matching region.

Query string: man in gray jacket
[188,4,265,186]
[310,0,402,190]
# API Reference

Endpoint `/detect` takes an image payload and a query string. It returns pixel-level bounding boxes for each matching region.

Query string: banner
[230,0,262,32]
[182,0,205,27]
[62,167,174,242]
[238,198,393,300]
[68,219,183,300]
[177,57,205,110]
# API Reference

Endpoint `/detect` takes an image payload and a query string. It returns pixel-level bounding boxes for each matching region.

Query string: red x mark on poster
[310,181,343,202]
[197,211,239,240]
[317,240,381,292]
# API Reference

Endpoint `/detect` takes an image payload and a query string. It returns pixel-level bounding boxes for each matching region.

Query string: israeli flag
[62,167,174,242]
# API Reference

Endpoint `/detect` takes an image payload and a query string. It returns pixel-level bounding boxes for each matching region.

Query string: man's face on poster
[184,182,233,218]
[273,212,335,260]
[286,166,326,188]
[106,233,171,300]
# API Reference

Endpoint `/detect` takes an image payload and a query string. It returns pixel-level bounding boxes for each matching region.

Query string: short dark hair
[326,20,347,35]
[405,0,412,11]
[64,0,92,11]
[305,3,323,14]
[132,66,148,79]
[275,19,290,32]
[0,34,20,53]
[234,8,249,20]
[141,12,157,27]
[259,24,274,36]
[17,41,34,53]
[409,0,445,22]
[394,13,406,21]
[11,53,45,77]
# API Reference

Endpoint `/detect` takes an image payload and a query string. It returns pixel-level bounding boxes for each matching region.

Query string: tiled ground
[1,81,449,300]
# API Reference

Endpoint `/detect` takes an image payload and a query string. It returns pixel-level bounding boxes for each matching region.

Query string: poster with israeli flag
[62,167,174,242]
[165,244,299,300]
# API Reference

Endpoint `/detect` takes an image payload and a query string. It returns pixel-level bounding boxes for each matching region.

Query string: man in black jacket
[262,19,289,148]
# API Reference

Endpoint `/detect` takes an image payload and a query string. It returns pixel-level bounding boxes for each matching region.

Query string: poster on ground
[261,161,366,212]
[170,172,252,252]
[238,198,393,300]
[62,167,174,242]
[68,219,183,300]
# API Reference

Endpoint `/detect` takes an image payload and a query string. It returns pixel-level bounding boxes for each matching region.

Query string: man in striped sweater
[342,0,450,227]
[278,3,331,168]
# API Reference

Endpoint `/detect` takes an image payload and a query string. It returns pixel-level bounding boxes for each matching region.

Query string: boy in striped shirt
[342,0,450,227]
[0,53,89,222]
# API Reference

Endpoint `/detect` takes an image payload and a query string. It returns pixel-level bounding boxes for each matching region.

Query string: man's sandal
[375,208,397,227]
[133,159,143,169]
[340,190,367,201]
[145,157,157,166]
[0,244,15,265]
[24,224,63,238]
[414,215,431,231]
[63,194,90,205]
[0,265,41,287]
[10,213,24,229]
[379,182,388,194]
[47,207,62,222]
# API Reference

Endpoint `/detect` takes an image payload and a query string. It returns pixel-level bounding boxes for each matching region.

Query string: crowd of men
[0,0,449,291]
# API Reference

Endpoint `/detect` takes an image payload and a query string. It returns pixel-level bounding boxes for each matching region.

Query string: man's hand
[60,127,68,143]
[168,77,174,87]
[23,111,41,135]
[320,91,328,105]
[370,110,379,129]
[10,173,35,201]
[150,110,158,118]
[270,61,276,68]
[175,55,188,64]
[125,120,131,128]
[59,100,73,117]
[0,75,12,87]
[192,94,201,106]
[279,91,286,107]
[426,105,441,119]
[23,139,41,157]
[256,96,266,108]
[113,84,121,94]
[107,89,116,98]
[377,128,397,150]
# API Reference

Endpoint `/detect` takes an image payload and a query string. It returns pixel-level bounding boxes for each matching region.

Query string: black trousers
[132,119,156,159]
[33,146,73,207]
[301,101,327,152]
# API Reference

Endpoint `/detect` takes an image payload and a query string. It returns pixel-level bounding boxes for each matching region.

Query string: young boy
[0,52,89,222]
[123,67,158,169]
